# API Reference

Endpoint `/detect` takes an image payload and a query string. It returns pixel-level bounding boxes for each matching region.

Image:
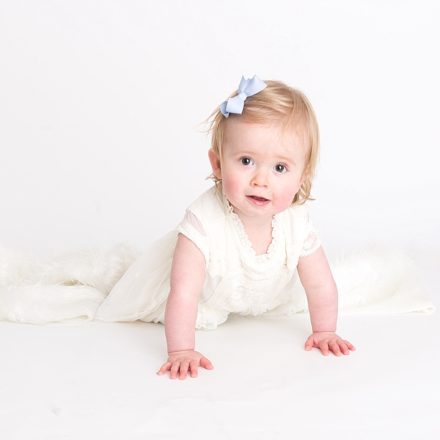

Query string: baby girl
[95,75,356,380]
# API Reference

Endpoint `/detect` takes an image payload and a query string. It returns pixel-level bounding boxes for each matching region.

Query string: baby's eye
[275,163,288,173]
[240,157,254,166]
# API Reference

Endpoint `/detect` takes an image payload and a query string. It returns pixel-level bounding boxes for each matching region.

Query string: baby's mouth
[247,195,270,203]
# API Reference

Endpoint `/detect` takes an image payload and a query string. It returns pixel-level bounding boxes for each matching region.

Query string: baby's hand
[305,332,356,356]
[157,349,214,380]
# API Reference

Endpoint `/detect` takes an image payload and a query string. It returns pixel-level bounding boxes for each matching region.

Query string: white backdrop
[1,0,439,259]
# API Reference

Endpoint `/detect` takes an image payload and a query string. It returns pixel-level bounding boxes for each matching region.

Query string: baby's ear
[208,148,222,179]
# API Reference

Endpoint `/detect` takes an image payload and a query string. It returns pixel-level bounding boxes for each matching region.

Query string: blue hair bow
[220,75,267,117]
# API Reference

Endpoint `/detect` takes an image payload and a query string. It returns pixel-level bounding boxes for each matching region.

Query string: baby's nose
[251,167,269,186]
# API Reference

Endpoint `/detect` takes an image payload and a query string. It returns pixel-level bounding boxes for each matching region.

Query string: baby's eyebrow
[276,155,296,164]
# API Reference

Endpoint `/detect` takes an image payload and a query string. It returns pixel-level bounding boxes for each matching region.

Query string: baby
[156,76,355,379]
[95,75,356,380]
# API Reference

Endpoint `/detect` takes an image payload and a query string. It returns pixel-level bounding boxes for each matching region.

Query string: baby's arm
[156,233,214,379]
[297,247,356,356]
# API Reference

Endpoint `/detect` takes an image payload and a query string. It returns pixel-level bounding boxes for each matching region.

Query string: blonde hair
[205,80,320,205]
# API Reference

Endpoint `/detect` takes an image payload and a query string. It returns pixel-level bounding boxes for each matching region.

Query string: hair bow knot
[220,75,267,117]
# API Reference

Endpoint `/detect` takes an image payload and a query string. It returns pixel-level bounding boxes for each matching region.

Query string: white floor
[1,313,439,439]
[1,250,439,439]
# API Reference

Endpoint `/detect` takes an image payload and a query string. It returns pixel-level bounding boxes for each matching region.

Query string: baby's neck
[235,214,275,255]
[247,228,273,255]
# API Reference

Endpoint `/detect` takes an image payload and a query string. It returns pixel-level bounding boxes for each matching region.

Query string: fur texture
[0,242,435,323]
[0,243,139,323]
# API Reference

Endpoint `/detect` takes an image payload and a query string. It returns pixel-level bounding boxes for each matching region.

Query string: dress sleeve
[299,211,322,257]
[176,208,210,263]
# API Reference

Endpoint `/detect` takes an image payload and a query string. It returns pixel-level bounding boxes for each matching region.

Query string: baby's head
[207,78,319,208]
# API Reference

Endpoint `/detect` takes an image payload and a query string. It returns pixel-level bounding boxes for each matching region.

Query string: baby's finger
[304,337,314,351]
[200,357,214,370]
[318,340,330,356]
[189,360,199,378]
[179,360,190,380]
[344,340,356,350]
[157,362,171,375]
[170,361,181,380]
[329,340,342,356]
[339,341,350,355]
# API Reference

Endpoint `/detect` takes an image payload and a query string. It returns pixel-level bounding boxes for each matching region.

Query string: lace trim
[223,195,281,262]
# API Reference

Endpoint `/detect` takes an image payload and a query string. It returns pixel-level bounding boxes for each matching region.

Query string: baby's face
[209,118,308,223]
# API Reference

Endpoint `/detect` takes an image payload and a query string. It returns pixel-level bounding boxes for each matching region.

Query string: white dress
[95,185,321,329]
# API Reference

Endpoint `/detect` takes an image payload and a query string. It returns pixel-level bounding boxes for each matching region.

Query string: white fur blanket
[0,243,435,324]
[0,243,139,323]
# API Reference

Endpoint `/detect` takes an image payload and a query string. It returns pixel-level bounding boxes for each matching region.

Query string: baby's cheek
[276,185,301,208]
[222,173,241,198]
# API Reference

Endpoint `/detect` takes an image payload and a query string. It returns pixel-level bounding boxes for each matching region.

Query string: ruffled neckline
[221,192,282,262]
